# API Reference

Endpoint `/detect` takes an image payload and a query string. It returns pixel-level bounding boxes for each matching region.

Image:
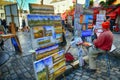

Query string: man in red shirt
[83,21,113,73]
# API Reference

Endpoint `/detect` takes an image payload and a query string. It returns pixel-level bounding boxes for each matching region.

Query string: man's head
[102,21,110,30]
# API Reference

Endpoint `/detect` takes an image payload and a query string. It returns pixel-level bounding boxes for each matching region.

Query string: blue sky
[16,0,38,10]
[15,0,52,10]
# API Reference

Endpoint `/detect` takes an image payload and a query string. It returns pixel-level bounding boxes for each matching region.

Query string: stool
[97,51,111,76]
[97,44,116,76]
[105,51,111,76]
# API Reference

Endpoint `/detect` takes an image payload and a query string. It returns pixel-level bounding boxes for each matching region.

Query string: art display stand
[73,1,93,70]
[27,14,66,80]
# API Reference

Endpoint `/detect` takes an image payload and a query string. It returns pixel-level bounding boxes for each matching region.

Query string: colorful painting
[55,33,62,42]
[27,14,61,26]
[43,26,54,37]
[37,36,51,45]
[53,59,66,71]
[43,56,54,74]
[54,26,62,34]
[34,56,54,80]
[33,60,47,80]
[29,3,54,14]
[33,26,44,39]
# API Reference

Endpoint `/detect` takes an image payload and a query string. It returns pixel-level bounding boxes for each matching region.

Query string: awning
[93,9,99,14]
[0,0,14,5]
[115,7,120,15]
[93,9,99,20]
[50,0,65,3]
[106,8,113,13]
[61,12,67,20]
[107,12,117,19]
[72,0,76,3]
[61,8,75,20]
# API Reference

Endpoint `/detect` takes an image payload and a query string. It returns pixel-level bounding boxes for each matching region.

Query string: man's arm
[93,33,105,48]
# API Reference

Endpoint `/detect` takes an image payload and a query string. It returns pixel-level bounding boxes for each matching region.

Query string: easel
[10,14,22,54]
[0,14,22,54]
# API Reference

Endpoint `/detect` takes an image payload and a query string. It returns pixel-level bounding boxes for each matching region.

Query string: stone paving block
[112,68,119,71]
[75,72,82,76]
[24,72,31,78]
[82,75,89,79]
[31,74,36,78]
[110,71,116,75]
[102,76,110,80]
[3,71,9,76]
[11,74,18,80]
[66,76,73,80]
[72,78,78,80]
[28,69,34,75]
[5,74,11,80]
[88,78,96,80]
[83,72,91,76]
[97,78,104,80]
[60,78,64,80]
[11,62,17,67]
[1,66,8,73]
[10,69,15,74]
[26,67,30,71]
[16,70,22,74]
[74,76,81,80]
[68,74,75,77]
[7,63,11,67]
[17,73,25,80]
[76,69,84,73]
[110,75,119,80]
[30,78,36,80]
[90,74,97,79]
[115,70,120,74]
[9,52,14,56]
[20,68,27,73]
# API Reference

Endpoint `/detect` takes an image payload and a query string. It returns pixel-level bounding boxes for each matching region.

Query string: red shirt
[93,30,113,51]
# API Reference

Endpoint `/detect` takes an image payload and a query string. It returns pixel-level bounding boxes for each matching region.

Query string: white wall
[37,0,73,14]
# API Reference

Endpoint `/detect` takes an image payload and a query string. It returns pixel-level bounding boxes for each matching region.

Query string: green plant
[107,0,116,5]
[99,0,117,8]
[90,0,94,7]
[99,1,105,6]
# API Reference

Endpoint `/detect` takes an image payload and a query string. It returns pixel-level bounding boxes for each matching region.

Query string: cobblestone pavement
[0,32,120,80]
[60,57,120,80]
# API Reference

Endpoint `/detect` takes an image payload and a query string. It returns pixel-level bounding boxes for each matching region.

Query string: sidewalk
[0,32,120,80]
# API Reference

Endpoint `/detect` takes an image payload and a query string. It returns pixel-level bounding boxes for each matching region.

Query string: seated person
[0,25,5,50]
[83,21,114,73]
[0,38,4,50]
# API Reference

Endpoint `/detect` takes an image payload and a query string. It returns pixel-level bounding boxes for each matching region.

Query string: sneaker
[83,60,87,66]
[82,60,88,69]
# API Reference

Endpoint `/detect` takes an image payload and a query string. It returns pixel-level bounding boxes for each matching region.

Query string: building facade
[0,5,5,19]
[0,1,14,20]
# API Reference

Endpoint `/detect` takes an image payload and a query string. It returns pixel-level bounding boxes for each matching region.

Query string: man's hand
[83,42,92,47]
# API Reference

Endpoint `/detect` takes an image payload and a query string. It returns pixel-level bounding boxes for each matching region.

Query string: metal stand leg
[105,53,111,76]
[77,46,84,71]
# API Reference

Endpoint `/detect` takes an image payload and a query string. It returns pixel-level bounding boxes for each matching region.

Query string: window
[1,13,4,17]
[0,5,3,9]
